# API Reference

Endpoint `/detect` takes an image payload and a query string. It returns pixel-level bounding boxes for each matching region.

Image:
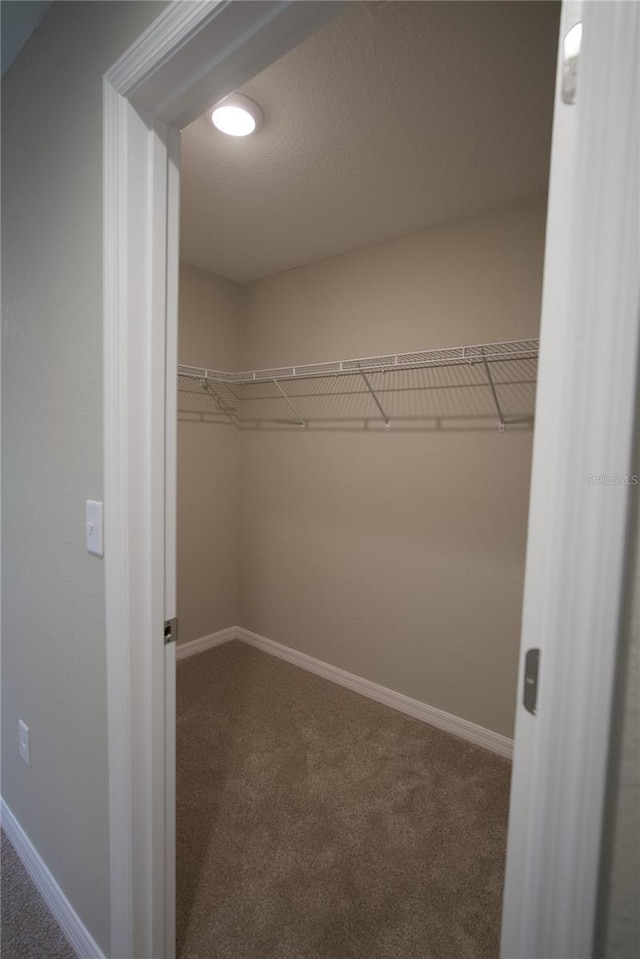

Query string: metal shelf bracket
[272,377,307,430]
[357,362,391,431]
[200,377,239,427]
[480,348,506,432]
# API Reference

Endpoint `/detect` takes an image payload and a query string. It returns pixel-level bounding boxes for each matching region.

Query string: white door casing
[103,2,640,958]
[163,120,181,959]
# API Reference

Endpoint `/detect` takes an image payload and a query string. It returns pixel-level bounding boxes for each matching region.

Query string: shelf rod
[272,377,306,429]
[201,378,240,427]
[358,362,390,431]
[480,348,506,432]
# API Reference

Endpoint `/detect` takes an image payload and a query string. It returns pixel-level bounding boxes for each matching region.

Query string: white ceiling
[180,1,559,284]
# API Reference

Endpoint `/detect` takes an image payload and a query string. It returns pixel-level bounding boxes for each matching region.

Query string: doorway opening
[104,1,640,956]
[173,3,558,955]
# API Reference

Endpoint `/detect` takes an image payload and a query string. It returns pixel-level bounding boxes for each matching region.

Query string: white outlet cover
[86,500,104,556]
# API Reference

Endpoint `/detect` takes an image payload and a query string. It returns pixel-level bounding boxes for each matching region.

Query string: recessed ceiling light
[211,93,263,137]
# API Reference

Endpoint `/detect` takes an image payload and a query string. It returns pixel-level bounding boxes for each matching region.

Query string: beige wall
[238,198,546,738]
[0,2,168,952]
[177,264,242,643]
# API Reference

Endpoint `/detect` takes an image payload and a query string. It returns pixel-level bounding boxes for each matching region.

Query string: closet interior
[175,2,559,956]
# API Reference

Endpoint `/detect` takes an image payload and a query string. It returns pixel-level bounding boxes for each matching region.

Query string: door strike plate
[523,648,540,715]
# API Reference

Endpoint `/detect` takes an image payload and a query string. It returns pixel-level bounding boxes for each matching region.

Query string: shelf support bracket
[272,377,306,429]
[480,349,505,432]
[221,380,242,403]
[358,363,390,430]
[201,378,239,427]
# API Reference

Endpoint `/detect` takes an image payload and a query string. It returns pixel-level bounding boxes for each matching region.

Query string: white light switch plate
[19,720,30,765]
[86,500,104,556]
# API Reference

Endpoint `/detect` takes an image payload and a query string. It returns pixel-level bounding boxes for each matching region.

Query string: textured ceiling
[180,1,559,284]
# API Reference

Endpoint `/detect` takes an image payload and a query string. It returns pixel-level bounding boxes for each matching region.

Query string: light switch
[86,500,104,556]
[19,720,30,765]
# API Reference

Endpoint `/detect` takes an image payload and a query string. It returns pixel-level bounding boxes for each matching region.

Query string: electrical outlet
[19,720,30,765]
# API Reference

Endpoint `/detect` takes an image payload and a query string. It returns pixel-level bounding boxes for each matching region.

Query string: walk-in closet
[174,2,559,956]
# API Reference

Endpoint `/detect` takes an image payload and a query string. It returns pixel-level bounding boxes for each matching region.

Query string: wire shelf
[177,337,539,432]
[178,338,538,386]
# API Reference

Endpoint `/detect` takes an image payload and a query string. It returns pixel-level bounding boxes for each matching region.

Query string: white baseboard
[176,625,510,758]
[0,798,106,959]
[236,628,513,759]
[176,625,512,758]
[175,626,236,660]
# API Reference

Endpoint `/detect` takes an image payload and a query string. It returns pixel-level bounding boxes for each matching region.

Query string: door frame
[103,2,640,957]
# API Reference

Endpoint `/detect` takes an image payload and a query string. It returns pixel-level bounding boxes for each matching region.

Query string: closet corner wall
[177,194,547,739]
[177,263,242,646]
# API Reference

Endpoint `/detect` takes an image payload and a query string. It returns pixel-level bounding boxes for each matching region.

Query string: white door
[501,2,640,956]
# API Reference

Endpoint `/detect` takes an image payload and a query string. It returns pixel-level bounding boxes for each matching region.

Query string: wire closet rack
[178,337,539,432]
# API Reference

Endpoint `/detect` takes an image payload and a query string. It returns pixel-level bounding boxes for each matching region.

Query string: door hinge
[561,21,582,104]
[164,617,178,645]
[523,648,540,715]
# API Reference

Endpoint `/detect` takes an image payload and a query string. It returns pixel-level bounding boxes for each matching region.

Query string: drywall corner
[176,263,243,645]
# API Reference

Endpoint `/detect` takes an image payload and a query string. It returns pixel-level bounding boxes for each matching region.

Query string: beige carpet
[0,830,75,959]
[177,640,511,959]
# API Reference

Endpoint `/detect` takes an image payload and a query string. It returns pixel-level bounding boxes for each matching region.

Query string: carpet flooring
[177,640,511,959]
[0,830,75,959]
